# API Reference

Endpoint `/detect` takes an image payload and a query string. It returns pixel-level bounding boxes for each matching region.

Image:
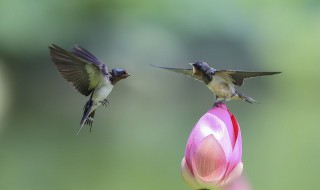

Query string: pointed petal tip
[219,102,227,107]
[207,103,229,119]
[211,102,227,110]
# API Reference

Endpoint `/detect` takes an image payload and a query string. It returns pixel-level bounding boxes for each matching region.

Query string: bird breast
[92,78,114,102]
[207,75,235,100]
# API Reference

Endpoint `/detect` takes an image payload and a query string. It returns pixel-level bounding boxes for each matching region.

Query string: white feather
[91,77,114,111]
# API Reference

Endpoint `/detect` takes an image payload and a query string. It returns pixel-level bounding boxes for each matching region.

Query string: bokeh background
[0,0,319,190]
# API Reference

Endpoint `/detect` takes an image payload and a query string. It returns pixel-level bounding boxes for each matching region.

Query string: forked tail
[77,100,93,135]
[234,91,259,104]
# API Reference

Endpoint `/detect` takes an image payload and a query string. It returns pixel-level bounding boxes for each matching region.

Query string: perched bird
[49,44,130,134]
[152,61,280,105]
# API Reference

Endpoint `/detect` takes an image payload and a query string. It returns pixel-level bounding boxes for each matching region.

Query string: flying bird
[49,44,130,134]
[152,61,280,105]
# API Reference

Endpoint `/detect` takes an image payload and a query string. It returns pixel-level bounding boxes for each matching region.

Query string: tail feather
[243,96,259,104]
[85,111,96,132]
[234,91,259,104]
[77,100,93,135]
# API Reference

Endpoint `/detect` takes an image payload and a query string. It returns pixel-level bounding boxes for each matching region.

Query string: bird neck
[202,75,212,84]
[201,68,215,84]
[110,76,122,85]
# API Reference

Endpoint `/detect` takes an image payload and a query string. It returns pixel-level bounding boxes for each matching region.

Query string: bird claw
[100,99,109,107]
[213,96,226,107]
[213,101,224,108]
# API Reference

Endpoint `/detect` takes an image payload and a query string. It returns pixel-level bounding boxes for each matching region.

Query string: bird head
[191,61,210,72]
[189,61,215,84]
[110,68,130,85]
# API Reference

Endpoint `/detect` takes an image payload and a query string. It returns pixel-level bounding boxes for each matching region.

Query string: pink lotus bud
[181,103,243,190]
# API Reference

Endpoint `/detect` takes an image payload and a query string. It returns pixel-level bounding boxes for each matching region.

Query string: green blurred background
[0,0,319,189]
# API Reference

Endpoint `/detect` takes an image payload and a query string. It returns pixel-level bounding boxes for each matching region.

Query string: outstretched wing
[151,64,201,80]
[71,44,104,68]
[216,70,281,86]
[49,44,107,96]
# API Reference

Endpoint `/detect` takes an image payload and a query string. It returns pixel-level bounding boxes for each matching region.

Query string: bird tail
[77,100,94,135]
[85,111,96,132]
[234,91,259,104]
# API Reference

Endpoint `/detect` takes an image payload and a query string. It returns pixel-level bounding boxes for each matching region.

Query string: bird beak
[189,63,197,75]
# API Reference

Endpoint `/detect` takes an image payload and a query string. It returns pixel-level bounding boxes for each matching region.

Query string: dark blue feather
[72,44,103,66]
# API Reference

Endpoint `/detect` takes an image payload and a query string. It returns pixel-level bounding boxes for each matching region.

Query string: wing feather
[216,70,281,86]
[49,44,104,96]
[151,64,200,79]
[71,45,104,67]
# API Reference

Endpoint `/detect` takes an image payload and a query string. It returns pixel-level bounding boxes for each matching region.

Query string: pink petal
[180,157,202,189]
[223,114,242,178]
[192,135,227,185]
[208,103,236,147]
[186,113,233,171]
[219,162,243,186]
[228,110,239,149]
[223,175,252,190]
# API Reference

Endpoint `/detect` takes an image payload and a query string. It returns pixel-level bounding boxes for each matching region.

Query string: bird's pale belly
[207,80,235,101]
[92,79,113,105]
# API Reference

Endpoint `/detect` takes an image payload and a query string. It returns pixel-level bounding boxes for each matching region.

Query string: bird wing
[216,70,281,86]
[151,64,202,81]
[71,44,105,69]
[49,44,107,96]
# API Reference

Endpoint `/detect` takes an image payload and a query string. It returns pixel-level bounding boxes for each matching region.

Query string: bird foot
[213,101,224,108]
[213,97,226,107]
[100,99,109,107]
